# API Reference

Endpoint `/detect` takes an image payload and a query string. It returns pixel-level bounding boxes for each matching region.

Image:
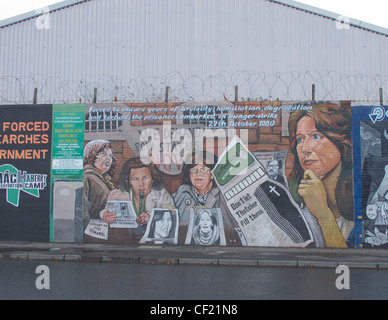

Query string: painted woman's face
[296,116,341,179]
[155,211,173,238]
[199,211,213,233]
[94,147,113,174]
[129,167,153,197]
[190,164,213,192]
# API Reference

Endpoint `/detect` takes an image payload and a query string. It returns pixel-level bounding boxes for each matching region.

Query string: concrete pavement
[1,241,388,269]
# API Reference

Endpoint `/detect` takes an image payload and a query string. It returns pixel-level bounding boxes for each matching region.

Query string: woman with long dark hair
[100,157,175,242]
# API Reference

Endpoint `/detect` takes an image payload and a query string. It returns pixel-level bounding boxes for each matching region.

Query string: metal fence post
[93,88,97,103]
[165,86,170,103]
[380,88,384,106]
[33,88,38,104]
[312,84,316,102]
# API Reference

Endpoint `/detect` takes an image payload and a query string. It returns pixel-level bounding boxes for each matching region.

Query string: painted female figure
[288,104,354,248]
[100,157,175,242]
[83,139,117,227]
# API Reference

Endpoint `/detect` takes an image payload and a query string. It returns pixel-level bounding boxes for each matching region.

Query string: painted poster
[185,208,226,246]
[80,101,355,248]
[141,208,179,245]
[0,105,52,242]
[352,105,388,248]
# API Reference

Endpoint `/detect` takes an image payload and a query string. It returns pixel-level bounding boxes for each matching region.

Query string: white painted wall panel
[0,0,387,104]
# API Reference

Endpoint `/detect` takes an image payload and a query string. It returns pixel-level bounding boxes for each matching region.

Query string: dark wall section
[0,105,52,242]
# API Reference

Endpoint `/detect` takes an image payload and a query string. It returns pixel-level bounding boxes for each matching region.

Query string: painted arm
[298,169,347,248]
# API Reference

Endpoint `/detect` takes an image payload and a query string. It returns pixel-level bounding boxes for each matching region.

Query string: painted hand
[298,169,329,219]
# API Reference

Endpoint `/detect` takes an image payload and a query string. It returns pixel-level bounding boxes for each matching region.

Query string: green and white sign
[52,104,85,176]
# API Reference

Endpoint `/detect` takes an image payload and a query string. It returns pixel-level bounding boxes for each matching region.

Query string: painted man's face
[267,160,280,178]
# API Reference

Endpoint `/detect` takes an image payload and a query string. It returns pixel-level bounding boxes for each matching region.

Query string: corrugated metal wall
[1,0,387,104]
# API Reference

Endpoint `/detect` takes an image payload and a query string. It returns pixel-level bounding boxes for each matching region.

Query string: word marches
[0,164,47,207]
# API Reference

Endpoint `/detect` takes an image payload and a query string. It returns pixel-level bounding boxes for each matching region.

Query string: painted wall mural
[0,101,384,248]
[353,106,388,248]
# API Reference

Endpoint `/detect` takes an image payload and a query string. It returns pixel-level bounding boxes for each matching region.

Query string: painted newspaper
[212,136,313,247]
[107,200,138,228]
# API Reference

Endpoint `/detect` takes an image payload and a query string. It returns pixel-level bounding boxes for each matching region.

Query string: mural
[79,101,355,248]
[0,101,383,249]
[353,106,388,248]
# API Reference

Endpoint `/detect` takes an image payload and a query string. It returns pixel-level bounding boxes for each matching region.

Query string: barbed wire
[0,70,387,104]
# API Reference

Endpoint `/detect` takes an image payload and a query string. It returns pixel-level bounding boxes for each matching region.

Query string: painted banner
[0,105,52,241]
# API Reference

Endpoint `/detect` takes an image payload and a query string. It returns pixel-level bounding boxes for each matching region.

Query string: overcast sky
[0,0,388,29]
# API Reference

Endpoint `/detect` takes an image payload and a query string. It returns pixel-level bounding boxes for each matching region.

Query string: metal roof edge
[268,0,388,37]
[0,0,89,28]
[1,0,388,37]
